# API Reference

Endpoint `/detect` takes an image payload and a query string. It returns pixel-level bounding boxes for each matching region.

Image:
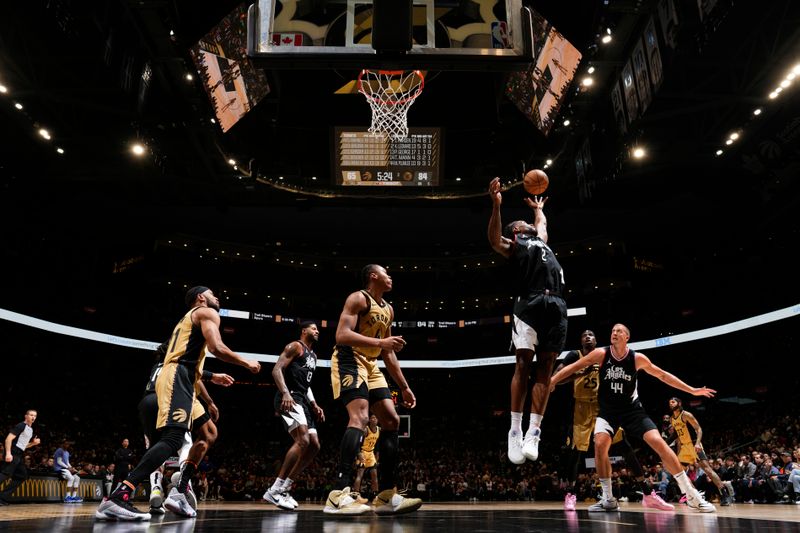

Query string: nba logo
[491,22,509,49]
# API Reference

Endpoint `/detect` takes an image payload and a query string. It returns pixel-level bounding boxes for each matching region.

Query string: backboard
[246,0,534,71]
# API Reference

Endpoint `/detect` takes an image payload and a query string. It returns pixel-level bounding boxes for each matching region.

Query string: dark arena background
[1,1,800,532]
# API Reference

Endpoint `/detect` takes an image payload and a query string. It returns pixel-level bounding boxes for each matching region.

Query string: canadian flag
[271,33,303,47]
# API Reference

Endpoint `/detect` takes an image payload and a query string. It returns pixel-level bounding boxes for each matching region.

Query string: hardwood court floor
[1,500,800,532]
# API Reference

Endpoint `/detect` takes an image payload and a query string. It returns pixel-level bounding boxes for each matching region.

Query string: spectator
[113,438,133,489]
[54,441,83,503]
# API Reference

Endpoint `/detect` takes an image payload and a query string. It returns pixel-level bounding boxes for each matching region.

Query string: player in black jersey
[264,321,325,510]
[551,323,716,513]
[139,340,233,514]
[488,177,568,465]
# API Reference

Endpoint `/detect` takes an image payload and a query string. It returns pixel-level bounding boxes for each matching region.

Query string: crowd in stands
[2,394,798,506]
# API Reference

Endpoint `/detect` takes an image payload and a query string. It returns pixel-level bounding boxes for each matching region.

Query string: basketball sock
[674,471,698,498]
[150,470,162,491]
[528,413,543,432]
[111,480,135,500]
[178,461,197,493]
[377,430,399,491]
[600,478,613,501]
[510,412,523,434]
[336,427,364,490]
[271,478,285,492]
[124,428,185,489]
[282,478,294,492]
[566,448,581,489]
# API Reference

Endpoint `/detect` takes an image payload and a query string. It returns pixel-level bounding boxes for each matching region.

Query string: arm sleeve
[306,388,316,403]
[202,370,213,381]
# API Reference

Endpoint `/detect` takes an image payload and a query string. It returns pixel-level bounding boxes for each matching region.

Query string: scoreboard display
[333,127,441,186]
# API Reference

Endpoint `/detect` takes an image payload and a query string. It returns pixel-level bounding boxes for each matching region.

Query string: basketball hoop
[358,69,425,141]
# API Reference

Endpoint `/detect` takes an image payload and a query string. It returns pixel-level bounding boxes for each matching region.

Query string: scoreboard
[333,127,441,186]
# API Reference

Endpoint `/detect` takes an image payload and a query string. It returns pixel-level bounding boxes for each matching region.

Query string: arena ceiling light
[131,143,146,156]
[14,102,22,110]
[631,146,646,159]
[581,76,594,87]
[753,108,762,115]
[0,84,7,93]
[56,147,65,154]
[38,128,51,140]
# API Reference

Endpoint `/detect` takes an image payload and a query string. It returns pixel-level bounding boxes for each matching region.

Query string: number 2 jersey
[598,346,639,411]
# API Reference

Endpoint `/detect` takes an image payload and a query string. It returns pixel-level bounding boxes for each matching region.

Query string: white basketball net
[358,69,425,141]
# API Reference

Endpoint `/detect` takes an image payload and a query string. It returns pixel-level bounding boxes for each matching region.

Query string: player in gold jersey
[354,413,380,497]
[669,397,731,505]
[325,265,422,516]
[96,286,260,522]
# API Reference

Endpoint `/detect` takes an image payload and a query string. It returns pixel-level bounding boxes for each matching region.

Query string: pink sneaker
[643,491,675,511]
[564,493,577,511]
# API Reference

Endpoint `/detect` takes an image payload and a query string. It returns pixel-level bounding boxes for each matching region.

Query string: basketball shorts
[361,451,377,469]
[274,392,317,434]
[511,295,567,353]
[331,345,392,406]
[595,401,658,441]
[678,444,700,465]
[573,400,599,452]
[141,391,208,445]
[154,363,205,430]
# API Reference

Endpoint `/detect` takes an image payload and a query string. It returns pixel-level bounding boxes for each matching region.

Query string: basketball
[523,169,549,195]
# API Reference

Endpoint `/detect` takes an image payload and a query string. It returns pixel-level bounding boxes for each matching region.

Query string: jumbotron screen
[333,127,441,186]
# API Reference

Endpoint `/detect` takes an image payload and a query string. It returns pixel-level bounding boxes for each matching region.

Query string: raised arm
[523,195,548,243]
[488,177,512,258]
[196,308,261,373]
[335,292,405,352]
[550,348,605,388]
[635,353,716,397]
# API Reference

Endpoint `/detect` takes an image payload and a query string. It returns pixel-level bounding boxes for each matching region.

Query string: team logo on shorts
[342,375,354,388]
[172,408,188,423]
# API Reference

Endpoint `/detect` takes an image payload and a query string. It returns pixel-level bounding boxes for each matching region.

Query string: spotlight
[169,30,175,36]
[729,132,739,141]
[57,147,65,154]
[769,91,778,99]
[780,79,791,88]
[753,108,762,115]
[632,147,646,159]
[563,119,571,126]
[725,139,733,146]
[793,64,800,75]
[0,84,7,93]
[185,73,193,81]
[228,158,236,166]
[601,35,612,44]
[14,102,22,110]
[715,149,723,156]
[131,143,146,156]
[38,128,51,140]
[587,66,595,74]
[581,76,594,87]
[546,159,553,165]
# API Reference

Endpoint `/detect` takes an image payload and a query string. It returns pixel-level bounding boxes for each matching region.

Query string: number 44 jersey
[598,347,639,410]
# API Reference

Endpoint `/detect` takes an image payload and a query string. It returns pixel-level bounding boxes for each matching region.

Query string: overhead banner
[621,60,639,124]
[643,17,664,90]
[632,39,652,113]
[610,81,627,134]
[658,0,680,49]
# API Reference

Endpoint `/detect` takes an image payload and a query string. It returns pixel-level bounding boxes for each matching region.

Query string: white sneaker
[164,488,197,518]
[323,487,371,515]
[687,494,716,513]
[588,498,619,512]
[521,429,541,461]
[275,493,296,510]
[283,492,299,508]
[169,473,196,510]
[95,496,152,521]
[372,488,423,515]
[149,486,163,509]
[263,488,281,505]
[508,430,526,464]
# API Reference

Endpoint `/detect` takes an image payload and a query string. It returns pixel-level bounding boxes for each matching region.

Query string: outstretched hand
[524,196,548,210]
[488,177,503,206]
[692,386,716,398]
